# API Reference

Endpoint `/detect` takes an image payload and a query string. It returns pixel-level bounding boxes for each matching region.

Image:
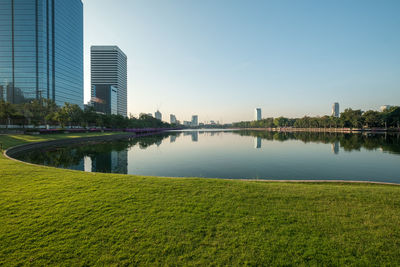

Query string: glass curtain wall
[0,0,83,106]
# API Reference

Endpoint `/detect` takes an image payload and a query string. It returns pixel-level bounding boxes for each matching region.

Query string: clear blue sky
[83,0,400,123]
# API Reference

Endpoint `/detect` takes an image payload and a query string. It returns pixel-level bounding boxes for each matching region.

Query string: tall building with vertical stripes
[332,102,340,117]
[91,46,127,117]
[255,108,262,121]
[0,0,83,106]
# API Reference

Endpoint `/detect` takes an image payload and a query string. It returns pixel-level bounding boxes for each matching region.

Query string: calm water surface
[16,130,400,183]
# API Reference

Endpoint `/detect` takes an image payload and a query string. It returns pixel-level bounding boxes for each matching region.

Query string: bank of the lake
[1,134,400,265]
[239,127,400,133]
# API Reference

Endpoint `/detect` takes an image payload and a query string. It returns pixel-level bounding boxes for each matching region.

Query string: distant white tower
[255,108,262,121]
[155,110,162,121]
[332,103,339,118]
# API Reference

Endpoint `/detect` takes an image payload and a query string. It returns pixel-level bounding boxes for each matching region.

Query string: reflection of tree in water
[17,132,180,168]
[235,130,400,155]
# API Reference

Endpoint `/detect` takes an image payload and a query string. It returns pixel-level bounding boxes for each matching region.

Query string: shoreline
[239,127,400,133]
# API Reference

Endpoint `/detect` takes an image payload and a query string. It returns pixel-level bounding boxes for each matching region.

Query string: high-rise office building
[191,115,198,126]
[255,108,262,121]
[155,110,162,120]
[91,46,127,116]
[170,114,177,124]
[332,102,340,117]
[0,0,84,106]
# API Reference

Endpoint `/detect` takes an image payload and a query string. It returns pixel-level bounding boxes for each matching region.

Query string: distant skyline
[83,0,400,123]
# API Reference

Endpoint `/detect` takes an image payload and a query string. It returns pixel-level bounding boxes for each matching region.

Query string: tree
[42,99,59,126]
[340,109,363,128]
[58,103,83,127]
[25,100,44,127]
[82,105,97,128]
[385,107,400,128]
[0,100,17,129]
[54,108,69,128]
[274,117,289,127]
[362,110,382,128]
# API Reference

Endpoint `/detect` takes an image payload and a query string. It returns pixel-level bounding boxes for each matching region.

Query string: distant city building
[380,105,392,112]
[255,108,262,121]
[191,115,199,126]
[91,46,127,116]
[92,85,118,115]
[155,110,162,121]
[139,113,152,118]
[183,121,191,126]
[0,0,84,106]
[332,102,340,117]
[210,120,216,125]
[170,114,177,124]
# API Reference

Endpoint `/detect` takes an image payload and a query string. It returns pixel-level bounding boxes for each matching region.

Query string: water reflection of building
[70,159,85,172]
[84,156,92,172]
[90,150,128,174]
[332,141,339,154]
[210,131,222,136]
[254,137,262,149]
[191,131,198,142]
[170,135,177,143]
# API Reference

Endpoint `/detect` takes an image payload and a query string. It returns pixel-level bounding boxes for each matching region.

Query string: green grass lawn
[0,132,124,150]
[1,134,400,265]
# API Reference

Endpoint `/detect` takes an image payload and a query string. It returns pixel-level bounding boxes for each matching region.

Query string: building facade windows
[0,0,83,106]
[91,46,127,117]
[92,84,118,115]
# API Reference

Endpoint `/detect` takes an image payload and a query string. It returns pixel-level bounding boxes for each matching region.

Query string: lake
[15,130,400,183]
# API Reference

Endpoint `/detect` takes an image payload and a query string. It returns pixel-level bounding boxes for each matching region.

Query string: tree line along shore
[233,107,400,130]
[0,100,174,129]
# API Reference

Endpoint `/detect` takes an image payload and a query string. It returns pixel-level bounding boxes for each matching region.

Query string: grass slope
[1,134,400,265]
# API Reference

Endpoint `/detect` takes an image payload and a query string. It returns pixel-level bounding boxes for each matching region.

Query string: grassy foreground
[1,134,400,265]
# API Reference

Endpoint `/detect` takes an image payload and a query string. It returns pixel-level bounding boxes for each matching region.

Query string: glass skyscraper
[0,0,83,106]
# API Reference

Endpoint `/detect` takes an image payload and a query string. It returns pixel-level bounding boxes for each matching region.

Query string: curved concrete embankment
[5,133,136,159]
